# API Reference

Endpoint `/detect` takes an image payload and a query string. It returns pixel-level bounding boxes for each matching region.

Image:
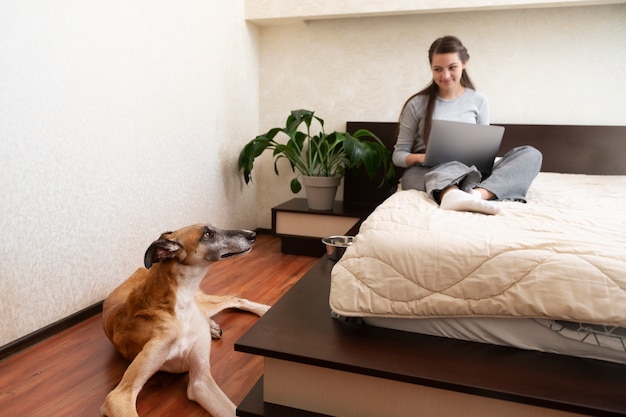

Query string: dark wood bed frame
[236,123,626,417]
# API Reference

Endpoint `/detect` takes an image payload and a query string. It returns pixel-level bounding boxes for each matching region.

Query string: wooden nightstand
[271,198,372,256]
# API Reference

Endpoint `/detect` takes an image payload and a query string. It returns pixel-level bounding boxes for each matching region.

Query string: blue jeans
[401,146,543,202]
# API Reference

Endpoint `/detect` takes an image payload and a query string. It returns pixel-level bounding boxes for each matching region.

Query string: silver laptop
[423,119,505,174]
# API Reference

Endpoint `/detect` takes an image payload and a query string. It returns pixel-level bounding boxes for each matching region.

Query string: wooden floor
[0,234,318,417]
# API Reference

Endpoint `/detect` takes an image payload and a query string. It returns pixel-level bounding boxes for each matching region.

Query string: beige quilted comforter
[329,173,626,326]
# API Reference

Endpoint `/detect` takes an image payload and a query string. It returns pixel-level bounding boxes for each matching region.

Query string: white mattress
[362,316,626,364]
[329,173,626,363]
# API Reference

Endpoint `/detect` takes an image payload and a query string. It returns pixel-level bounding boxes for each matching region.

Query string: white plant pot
[301,176,341,210]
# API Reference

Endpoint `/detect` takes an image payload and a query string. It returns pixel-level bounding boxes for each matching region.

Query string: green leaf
[290,177,302,193]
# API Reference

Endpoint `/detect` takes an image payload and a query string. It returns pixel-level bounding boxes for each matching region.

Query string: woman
[394,36,542,215]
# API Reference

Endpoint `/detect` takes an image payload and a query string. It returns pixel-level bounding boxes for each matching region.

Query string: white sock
[470,189,482,198]
[440,189,501,215]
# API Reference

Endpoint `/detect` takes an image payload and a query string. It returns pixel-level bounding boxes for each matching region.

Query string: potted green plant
[238,109,394,210]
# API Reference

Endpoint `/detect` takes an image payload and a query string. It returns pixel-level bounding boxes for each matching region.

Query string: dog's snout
[246,230,256,242]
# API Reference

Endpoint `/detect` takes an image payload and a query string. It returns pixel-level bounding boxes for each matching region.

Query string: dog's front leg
[101,332,177,417]
[187,336,236,417]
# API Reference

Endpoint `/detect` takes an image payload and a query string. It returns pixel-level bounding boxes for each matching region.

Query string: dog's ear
[144,239,183,269]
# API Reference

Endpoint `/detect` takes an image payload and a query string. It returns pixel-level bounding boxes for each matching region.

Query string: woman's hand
[406,153,425,167]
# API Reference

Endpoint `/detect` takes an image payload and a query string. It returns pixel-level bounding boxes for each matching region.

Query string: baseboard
[0,301,103,361]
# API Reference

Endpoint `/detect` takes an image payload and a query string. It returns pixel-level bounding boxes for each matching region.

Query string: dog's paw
[257,304,271,316]
[101,390,140,417]
[210,319,223,339]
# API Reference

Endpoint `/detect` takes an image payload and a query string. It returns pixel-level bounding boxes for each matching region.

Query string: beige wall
[252,3,626,228]
[0,0,259,346]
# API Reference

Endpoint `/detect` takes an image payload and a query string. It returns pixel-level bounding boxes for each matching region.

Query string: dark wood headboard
[344,122,626,208]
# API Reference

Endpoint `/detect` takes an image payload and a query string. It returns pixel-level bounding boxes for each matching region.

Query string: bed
[331,172,626,364]
[334,122,626,365]
[236,122,626,417]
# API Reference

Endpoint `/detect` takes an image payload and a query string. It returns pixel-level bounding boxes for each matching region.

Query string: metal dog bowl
[322,236,354,261]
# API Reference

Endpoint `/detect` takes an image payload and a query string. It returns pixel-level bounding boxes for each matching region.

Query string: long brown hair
[399,36,475,146]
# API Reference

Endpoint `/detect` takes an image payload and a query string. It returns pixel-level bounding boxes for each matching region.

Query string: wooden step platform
[237,378,330,417]
[235,256,626,417]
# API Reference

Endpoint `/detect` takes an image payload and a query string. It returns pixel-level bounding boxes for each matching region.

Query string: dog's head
[143,224,256,269]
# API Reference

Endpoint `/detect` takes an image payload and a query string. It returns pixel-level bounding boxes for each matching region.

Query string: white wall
[0,0,259,347]
[252,4,626,228]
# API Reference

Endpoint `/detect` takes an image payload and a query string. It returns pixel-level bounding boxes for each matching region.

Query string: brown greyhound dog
[101,224,270,417]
